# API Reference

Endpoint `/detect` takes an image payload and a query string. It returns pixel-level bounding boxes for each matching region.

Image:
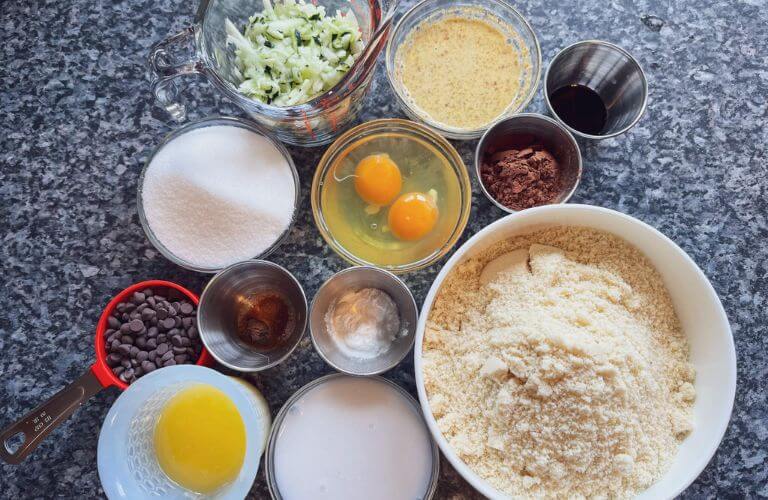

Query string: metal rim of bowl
[384,0,542,140]
[308,266,419,376]
[310,118,473,274]
[543,39,649,140]
[474,113,583,214]
[264,373,441,500]
[136,115,301,274]
[197,259,308,372]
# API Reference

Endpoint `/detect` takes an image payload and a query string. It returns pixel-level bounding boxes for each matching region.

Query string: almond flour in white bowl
[415,205,736,499]
[138,117,298,272]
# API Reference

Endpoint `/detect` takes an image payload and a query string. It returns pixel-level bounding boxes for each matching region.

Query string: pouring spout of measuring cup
[0,367,107,464]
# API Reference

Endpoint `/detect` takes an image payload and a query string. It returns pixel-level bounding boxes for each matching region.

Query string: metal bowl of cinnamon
[197,260,308,372]
[475,113,582,213]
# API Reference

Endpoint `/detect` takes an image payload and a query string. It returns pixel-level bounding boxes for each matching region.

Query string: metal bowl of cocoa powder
[475,113,582,213]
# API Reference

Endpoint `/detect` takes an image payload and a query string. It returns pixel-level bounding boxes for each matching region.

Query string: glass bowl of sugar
[137,116,300,273]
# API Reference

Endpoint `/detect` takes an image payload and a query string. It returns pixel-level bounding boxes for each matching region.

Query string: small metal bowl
[309,267,418,376]
[197,260,308,372]
[544,40,648,140]
[475,113,582,214]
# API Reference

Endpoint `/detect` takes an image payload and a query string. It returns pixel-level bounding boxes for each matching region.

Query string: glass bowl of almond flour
[137,116,300,273]
[414,204,736,499]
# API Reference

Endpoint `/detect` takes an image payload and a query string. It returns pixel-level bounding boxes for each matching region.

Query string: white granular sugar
[423,227,695,499]
[142,125,295,269]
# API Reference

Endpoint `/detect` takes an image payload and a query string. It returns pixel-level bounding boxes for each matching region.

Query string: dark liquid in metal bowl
[550,84,607,135]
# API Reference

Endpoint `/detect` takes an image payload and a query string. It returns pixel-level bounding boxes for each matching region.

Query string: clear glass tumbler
[149,0,397,146]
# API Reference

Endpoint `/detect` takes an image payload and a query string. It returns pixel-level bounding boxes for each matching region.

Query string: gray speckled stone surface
[1,0,766,497]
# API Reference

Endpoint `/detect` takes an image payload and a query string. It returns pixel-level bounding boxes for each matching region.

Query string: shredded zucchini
[226,0,363,106]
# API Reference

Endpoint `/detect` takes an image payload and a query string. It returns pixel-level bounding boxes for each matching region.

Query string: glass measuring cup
[149,0,398,147]
[0,280,212,465]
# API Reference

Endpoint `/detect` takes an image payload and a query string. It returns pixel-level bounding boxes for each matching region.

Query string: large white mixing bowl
[414,204,736,499]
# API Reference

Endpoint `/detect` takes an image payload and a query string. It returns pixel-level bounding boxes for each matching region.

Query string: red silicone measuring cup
[0,280,212,464]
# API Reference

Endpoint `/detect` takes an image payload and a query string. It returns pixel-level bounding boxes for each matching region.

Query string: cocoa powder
[480,144,562,211]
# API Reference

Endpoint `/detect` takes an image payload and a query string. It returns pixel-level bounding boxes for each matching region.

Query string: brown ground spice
[480,145,562,211]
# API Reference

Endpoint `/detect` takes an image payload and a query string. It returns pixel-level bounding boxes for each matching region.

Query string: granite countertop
[1,0,766,497]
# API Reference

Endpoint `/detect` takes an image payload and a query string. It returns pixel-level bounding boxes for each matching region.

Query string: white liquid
[273,377,434,500]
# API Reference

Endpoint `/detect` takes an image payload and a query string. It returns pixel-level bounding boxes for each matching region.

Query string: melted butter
[397,15,528,130]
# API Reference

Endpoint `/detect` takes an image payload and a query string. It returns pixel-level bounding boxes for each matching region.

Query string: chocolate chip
[137,351,148,362]
[146,338,157,349]
[172,346,186,354]
[166,305,177,317]
[161,350,174,362]
[141,308,156,321]
[142,288,154,297]
[187,327,198,339]
[171,335,183,347]
[119,372,129,382]
[119,323,132,334]
[156,308,168,320]
[154,295,166,303]
[129,319,144,333]
[180,302,194,315]
[107,353,122,366]
[180,337,191,347]
[107,316,120,329]
[116,303,126,313]
[157,334,167,343]
[110,339,121,351]
[124,302,136,312]
[129,346,140,357]
[133,367,144,377]
[142,361,156,373]
[132,292,145,304]
[117,344,132,356]
[135,337,147,349]
[156,343,169,355]
[182,317,193,328]
[162,318,176,329]
[113,366,125,376]
[149,350,157,363]
[120,335,134,345]
[174,354,188,364]
[147,296,156,307]
[147,326,158,338]
[163,360,176,367]
[123,368,134,379]
[121,359,132,369]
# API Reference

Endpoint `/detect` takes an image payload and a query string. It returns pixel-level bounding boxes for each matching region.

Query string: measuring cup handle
[148,26,204,122]
[0,368,105,464]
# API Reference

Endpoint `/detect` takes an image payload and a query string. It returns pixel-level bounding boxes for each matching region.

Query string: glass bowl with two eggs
[311,119,472,273]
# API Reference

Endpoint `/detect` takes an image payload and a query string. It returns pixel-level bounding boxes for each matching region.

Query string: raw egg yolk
[388,192,439,241]
[354,154,402,206]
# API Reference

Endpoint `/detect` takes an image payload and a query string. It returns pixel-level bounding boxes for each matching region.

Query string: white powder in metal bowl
[423,227,695,499]
[141,125,296,270]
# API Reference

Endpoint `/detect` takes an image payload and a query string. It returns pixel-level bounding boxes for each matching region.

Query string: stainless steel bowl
[309,267,418,376]
[544,40,648,140]
[197,260,308,371]
[475,113,582,214]
[265,374,440,500]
